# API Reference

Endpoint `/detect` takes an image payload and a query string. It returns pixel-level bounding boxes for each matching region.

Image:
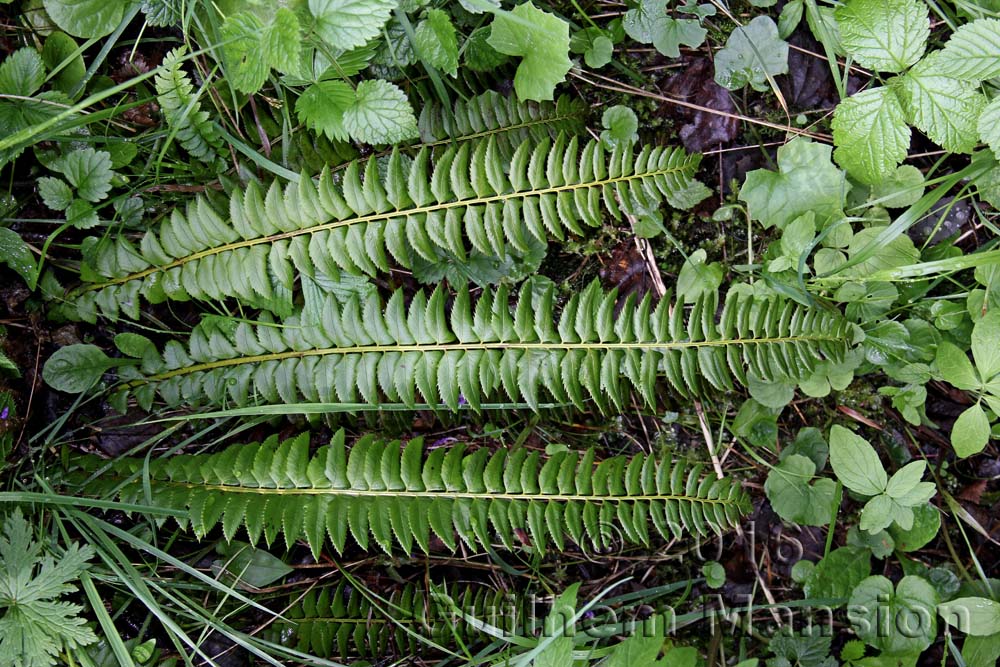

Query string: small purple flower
[0,407,8,420]
[458,395,468,406]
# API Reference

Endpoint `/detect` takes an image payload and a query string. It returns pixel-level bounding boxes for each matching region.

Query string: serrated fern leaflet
[75,430,752,556]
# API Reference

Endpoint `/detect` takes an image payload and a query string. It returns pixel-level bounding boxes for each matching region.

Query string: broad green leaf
[780,212,816,260]
[295,80,355,142]
[340,80,418,145]
[938,597,1000,636]
[309,0,397,51]
[713,16,788,92]
[935,341,979,390]
[859,494,895,533]
[952,403,990,458]
[42,0,128,38]
[764,454,837,526]
[936,18,1000,81]
[623,0,707,58]
[676,249,722,304]
[739,138,848,229]
[599,105,638,149]
[897,57,987,154]
[702,561,725,588]
[869,164,925,208]
[113,332,154,358]
[847,525,896,558]
[487,2,572,102]
[963,634,1000,667]
[54,148,113,202]
[42,344,115,393]
[212,543,293,589]
[584,35,613,68]
[0,227,36,286]
[832,86,910,185]
[835,0,928,73]
[849,575,937,656]
[263,8,303,76]
[885,461,926,498]
[414,9,459,76]
[971,310,1000,380]
[220,12,270,93]
[888,503,940,552]
[803,546,871,599]
[980,96,1000,160]
[0,48,46,96]
[747,375,795,409]
[41,32,86,96]
[829,425,887,496]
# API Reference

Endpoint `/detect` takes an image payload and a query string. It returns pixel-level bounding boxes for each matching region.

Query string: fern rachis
[75,430,752,556]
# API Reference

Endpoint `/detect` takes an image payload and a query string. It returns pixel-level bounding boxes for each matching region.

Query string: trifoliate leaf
[739,138,849,229]
[952,403,990,458]
[42,0,128,38]
[0,48,46,97]
[897,56,987,154]
[835,0,928,73]
[341,80,418,145]
[885,460,926,498]
[220,12,271,94]
[309,0,398,51]
[487,2,572,102]
[829,425,887,496]
[296,80,355,142]
[764,454,837,526]
[0,227,36,287]
[42,344,115,393]
[0,510,97,667]
[623,0,707,58]
[42,32,86,96]
[676,249,723,303]
[37,177,73,211]
[832,86,910,185]
[935,18,1000,81]
[464,26,510,71]
[53,148,113,202]
[263,8,303,76]
[413,9,459,76]
[869,164,925,208]
[713,16,788,92]
[600,105,638,149]
[979,96,1000,160]
[849,576,937,656]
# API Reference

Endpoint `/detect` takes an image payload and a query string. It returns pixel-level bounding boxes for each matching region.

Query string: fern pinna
[68,135,709,321]
[76,430,751,556]
[114,280,854,412]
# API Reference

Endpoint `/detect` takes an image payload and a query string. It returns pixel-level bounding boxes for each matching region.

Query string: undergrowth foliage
[75,430,751,556]
[89,280,857,412]
[69,135,708,321]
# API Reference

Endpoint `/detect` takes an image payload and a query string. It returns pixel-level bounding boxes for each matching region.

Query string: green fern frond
[69,135,709,321]
[272,580,511,658]
[416,91,586,157]
[154,47,224,165]
[115,280,853,412]
[76,430,751,556]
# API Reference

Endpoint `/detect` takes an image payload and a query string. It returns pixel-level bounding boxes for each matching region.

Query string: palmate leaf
[76,430,752,556]
[106,280,854,413]
[68,134,709,321]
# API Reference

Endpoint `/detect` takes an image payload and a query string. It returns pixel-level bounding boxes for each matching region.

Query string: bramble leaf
[897,56,987,154]
[487,2,572,101]
[340,80,418,145]
[295,80,355,142]
[832,86,910,185]
[309,0,397,51]
[220,12,270,93]
[980,96,1000,160]
[835,0,928,73]
[935,18,1000,81]
[414,9,459,76]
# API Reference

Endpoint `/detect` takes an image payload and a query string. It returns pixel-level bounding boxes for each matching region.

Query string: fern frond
[154,48,224,165]
[69,135,710,321]
[76,431,752,555]
[417,91,586,158]
[116,281,853,412]
[272,580,511,658]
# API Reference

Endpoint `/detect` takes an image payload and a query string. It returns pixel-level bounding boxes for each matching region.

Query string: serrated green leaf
[979,96,1000,160]
[832,86,910,185]
[53,148,113,202]
[0,48,46,96]
[487,2,572,102]
[829,425,887,496]
[42,0,128,38]
[341,80,418,145]
[309,0,397,51]
[835,0,928,73]
[897,58,987,154]
[220,12,270,93]
[623,0,707,58]
[952,402,990,458]
[463,26,510,71]
[37,177,73,211]
[296,80,355,142]
[713,16,788,92]
[935,18,1000,81]
[263,8,303,76]
[414,9,458,76]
